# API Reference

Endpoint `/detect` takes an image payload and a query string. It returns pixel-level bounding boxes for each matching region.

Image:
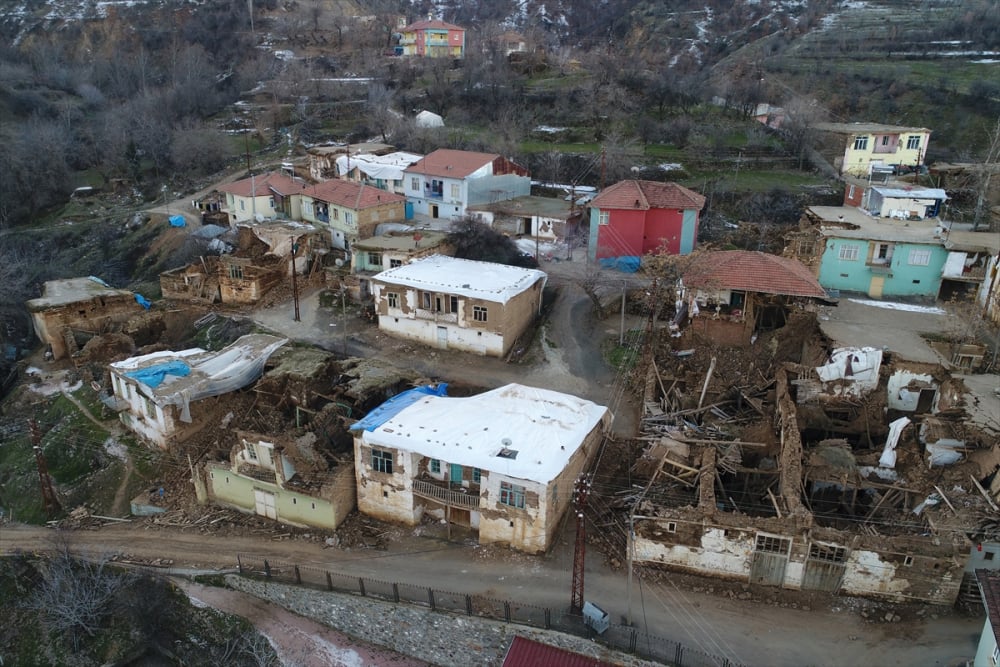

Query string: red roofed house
[588,180,705,263]
[217,171,305,225]
[403,149,530,220]
[301,180,407,250]
[501,636,614,667]
[397,19,466,58]
[681,250,828,343]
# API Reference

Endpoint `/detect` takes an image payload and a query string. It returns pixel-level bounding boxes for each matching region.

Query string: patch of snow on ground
[534,125,567,133]
[659,162,683,171]
[848,299,946,315]
[188,596,210,609]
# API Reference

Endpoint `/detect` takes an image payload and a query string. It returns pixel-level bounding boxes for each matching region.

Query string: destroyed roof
[307,142,395,156]
[683,250,828,299]
[502,636,613,667]
[351,230,449,251]
[110,334,287,420]
[357,383,609,484]
[404,149,501,179]
[335,152,423,181]
[468,195,574,219]
[305,180,406,209]
[590,180,705,211]
[27,276,134,311]
[372,254,547,305]
[813,122,931,135]
[217,172,303,198]
[943,230,1000,254]
[807,206,942,244]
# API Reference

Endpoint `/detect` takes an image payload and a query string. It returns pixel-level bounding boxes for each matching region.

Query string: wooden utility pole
[29,420,61,517]
[290,236,301,322]
[570,473,591,615]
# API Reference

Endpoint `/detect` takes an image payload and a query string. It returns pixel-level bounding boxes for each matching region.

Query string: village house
[813,122,931,178]
[198,430,355,531]
[678,250,829,345]
[27,277,145,361]
[941,230,1000,306]
[468,195,582,245]
[307,142,395,181]
[301,180,407,251]
[216,171,305,225]
[396,18,466,58]
[403,149,530,221]
[842,182,948,220]
[351,383,611,553]
[588,180,705,266]
[108,334,286,448]
[335,151,423,196]
[370,254,546,357]
[346,230,451,301]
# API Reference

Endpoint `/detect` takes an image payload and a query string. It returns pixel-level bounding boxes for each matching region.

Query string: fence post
[544,608,551,629]
[675,643,683,666]
[392,583,400,603]
[465,595,473,616]
[629,628,637,654]
[294,565,301,585]
[503,601,511,623]
[237,554,243,575]
[427,588,435,610]
[326,572,333,591]
[359,578,366,597]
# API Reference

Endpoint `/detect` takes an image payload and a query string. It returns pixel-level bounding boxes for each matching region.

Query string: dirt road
[0,522,979,667]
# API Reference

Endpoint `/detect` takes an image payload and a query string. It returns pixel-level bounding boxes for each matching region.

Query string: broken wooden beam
[970,474,1000,512]
[933,484,959,516]
[767,488,783,519]
[697,356,717,411]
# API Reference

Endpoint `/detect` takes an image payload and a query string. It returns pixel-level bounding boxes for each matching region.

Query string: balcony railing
[414,309,458,323]
[412,479,481,510]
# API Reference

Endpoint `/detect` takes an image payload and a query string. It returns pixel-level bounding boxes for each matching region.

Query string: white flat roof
[372,255,547,305]
[27,277,133,311]
[360,384,609,484]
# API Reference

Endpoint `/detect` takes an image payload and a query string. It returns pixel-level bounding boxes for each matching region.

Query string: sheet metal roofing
[684,251,828,299]
[217,172,303,198]
[305,180,406,208]
[358,384,609,485]
[372,255,546,304]
[871,186,947,200]
[590,180,705,211]
[404,149,499,179]
[501,636,614,667]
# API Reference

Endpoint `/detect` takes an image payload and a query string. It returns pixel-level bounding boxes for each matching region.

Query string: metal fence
[235,553,745,667]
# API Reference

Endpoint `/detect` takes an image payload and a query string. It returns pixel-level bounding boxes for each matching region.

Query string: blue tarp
[349,384,449,432]
[598,256,641,273]
[124,361,191,388]
[134,293,152,310]
[169,215,186,227]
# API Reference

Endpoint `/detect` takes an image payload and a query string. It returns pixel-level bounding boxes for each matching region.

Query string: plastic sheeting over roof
[124,360,190,388]
[349,384,449,432]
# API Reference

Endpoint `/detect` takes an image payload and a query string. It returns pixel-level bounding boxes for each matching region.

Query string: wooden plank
[933,484,958,516]
[767,488,783,519]
[970,474,1000,512]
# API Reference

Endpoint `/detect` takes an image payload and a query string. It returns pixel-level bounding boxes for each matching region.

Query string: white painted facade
[887,369,938,412]
[815,347,883,397]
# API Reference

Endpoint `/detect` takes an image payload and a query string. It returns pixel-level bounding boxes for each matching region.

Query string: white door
[254,489,277,520]
[436,326,448,349]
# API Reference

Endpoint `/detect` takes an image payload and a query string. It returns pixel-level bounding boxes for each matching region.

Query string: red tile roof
[217,172,302,198]
[502,636,613,667]
[404,149,499,179]
[305,180,405,209]
[400,19,464,32]
[591,180,705,211]
[683,250,828,299]
[978,569,1000,646]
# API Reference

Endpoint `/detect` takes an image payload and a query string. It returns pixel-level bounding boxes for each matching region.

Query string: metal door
[802,542,847,592]
[868,275,885,298]
[749,534,791,587]
[254,489,277,520]
[436,326,448,349]
[449,463,463,484]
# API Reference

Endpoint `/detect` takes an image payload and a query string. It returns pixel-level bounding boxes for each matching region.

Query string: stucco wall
[817,238,947,297]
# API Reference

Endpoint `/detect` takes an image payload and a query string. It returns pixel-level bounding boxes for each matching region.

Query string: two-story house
[814,123,931,177]
[335,151,423,196]
[397,18,466,58]
[403,149,530,220]
[216,172,304,225]
[588,179,705,265]
[301,180,407,250]
[350,383,611,553]
[108,334,287,448]
[346,230,451,301]
[370,254,546,357]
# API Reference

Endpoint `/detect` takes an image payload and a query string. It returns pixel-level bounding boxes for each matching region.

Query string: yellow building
[815,122,931,177]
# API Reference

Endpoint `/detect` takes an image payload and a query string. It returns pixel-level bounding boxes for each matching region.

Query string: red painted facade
[596,208,688,258]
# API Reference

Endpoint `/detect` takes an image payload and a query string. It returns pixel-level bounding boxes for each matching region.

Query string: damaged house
[108,334,287,448]
[351,383,612,553]
[345,230,451,301]
[623,313,996,606]
[468,195,581,243]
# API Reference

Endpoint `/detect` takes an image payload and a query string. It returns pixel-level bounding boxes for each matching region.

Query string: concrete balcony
[412,479,481,510]
[415,309,458,323]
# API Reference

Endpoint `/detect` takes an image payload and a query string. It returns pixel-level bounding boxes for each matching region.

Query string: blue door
[449,463,463,484]
[405,201,414,219]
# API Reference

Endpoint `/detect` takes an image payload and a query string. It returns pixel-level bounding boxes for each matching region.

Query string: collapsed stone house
[620,312,998,606]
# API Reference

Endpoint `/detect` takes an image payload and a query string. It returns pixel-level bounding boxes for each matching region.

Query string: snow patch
[104,437,128,462]
[847,299,946,314]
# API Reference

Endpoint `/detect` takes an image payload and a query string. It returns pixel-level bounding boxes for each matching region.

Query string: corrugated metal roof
[502,636,614,667]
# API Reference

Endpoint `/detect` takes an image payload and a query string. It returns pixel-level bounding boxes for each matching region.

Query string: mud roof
[27,277,133,311]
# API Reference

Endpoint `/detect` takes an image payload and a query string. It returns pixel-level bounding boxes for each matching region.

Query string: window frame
[598,210,610,226]
[367,252,383,267]
[499,481,526,509]
[430,458,441,474]
[387,292,399,309]
[838,243,860,262]
[906,135,921,150]
[908,249,932,266]
[853,135,869,151]
[473,305,488,322]
[371,448,393,474]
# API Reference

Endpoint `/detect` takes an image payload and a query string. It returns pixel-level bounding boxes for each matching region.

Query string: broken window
[497,447,518,459]
[808,542,847,563]
[421,292,432,309]
[143,397,156,419]
[500,481,526,509]
[755,534,790,555]
[246,444,258,460]
[450,296,458,313]
[371,449,393,474]
[473,305,488,322]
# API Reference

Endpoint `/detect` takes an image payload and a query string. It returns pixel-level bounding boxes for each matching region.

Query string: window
[906,135,921,150]
[598,210,610,226]
[239,200,246,211]
[473,305,488,322]
[881,136,890,147]
[796,240,815,257]
[268,196,275,209]
[411,177,419,192]
[229,264,244,280]
[390,259,402,268]
[371,449,393,474]
[838,244,860,261]
[144,397,156,418]
[500,481,526,509]
[450,184,460,199]
[387,292,399,308]
[992,644,1000,666]
[367,252,383,266]
[345,212,353,225]
[421,292,432,309]
[853,135,869,151]
[430,459,441,474]
[449,296,458,313]
[847,184,856,199]
[246,444,258,460]
[666,521,677,533]
[985,551,995,561]
[332,208,339,220]
[903,555,914,567]
[472,468,481,484]
[908,249,931,266]
[551,483,558,504]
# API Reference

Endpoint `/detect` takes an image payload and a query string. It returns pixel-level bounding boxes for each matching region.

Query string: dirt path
[110,457,135,517]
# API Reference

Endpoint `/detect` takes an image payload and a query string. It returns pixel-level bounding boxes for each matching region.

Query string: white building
[335,151,424,195]
[352,383,612,553]
[109,334,287,448]
[403,149,530,220]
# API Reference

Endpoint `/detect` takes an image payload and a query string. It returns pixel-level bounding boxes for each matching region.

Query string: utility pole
[570,473,591,615]
[340,286,347,355]
[600,146,606,190]
[29,420,61,517]
[619,280,627,345]
[290,236,301,322]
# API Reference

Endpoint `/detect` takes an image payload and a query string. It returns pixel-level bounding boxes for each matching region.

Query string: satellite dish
[502,438,512,446]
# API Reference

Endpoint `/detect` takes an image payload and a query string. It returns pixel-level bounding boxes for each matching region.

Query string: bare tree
[973,116,1000,232]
